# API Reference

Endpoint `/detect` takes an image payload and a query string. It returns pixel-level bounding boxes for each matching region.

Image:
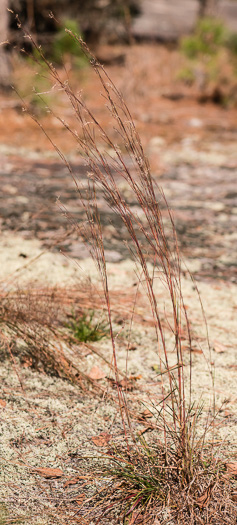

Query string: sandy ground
[0,230,236,523]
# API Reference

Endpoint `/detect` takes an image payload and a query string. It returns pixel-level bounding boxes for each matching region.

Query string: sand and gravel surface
[0,232,237,523]
[0,142,237,522]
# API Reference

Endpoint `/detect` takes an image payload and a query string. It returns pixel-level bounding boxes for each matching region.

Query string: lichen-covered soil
[0,43,236,523]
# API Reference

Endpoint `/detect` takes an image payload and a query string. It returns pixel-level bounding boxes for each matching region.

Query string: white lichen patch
[0,233,236,522]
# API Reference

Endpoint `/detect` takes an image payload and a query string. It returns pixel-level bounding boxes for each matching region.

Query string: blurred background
[0,0,237,282]
[1,1,237,139]
[1,1,237,142]
[0,0,237,95]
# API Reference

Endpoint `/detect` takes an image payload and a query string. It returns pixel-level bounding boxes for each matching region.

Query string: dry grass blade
[72,443,236,524]
[0,282,143,392]
[0,283,109,392]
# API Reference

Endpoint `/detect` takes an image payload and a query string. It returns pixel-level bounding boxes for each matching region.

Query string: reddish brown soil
[1,44,236,153]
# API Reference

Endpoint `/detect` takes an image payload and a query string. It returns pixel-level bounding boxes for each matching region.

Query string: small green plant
[179,17,237,105]
[177,66,196,85]
[66,310,109,343]
[226,31,237,56]
[99,442,167,521]
[181,17,226,59]
[30,73,53,113]
[13,51,54,114]
[52,19,88,67]
[0,286,107,391]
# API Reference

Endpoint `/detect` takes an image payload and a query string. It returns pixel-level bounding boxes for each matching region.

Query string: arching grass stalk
[19,23,196,461]
[12,17,224,522]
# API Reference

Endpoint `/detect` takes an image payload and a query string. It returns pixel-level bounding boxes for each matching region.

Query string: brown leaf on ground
[138,425,155,436]
[0,399,6,408]
[182,344,203,354]
[137,409,153,421]
[119,378,134,390]
[213,341,227,353]
[88,366,106,380]
[106,377,134,390]
[64,476,89,488]
[128,344,137,351]
[196,484,214,507]
[179,327,189,340]
[225,462,237,479]
[76,493,86,506]
[91,432,112,447]
[223,409,232,418]
[33,467,64,479]
[23,357,33,368]
[128,511,144,524]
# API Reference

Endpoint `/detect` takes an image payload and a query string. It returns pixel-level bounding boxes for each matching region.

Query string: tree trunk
[0,0,11,89]
[198,0,219,18]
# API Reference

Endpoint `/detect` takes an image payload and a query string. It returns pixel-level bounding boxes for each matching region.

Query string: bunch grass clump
[73,440,235,525]
[11,16,237,523]
[52,18,88,68]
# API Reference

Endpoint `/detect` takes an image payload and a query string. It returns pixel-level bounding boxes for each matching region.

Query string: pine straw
[0,282,157,391]
[67,443,236,525]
